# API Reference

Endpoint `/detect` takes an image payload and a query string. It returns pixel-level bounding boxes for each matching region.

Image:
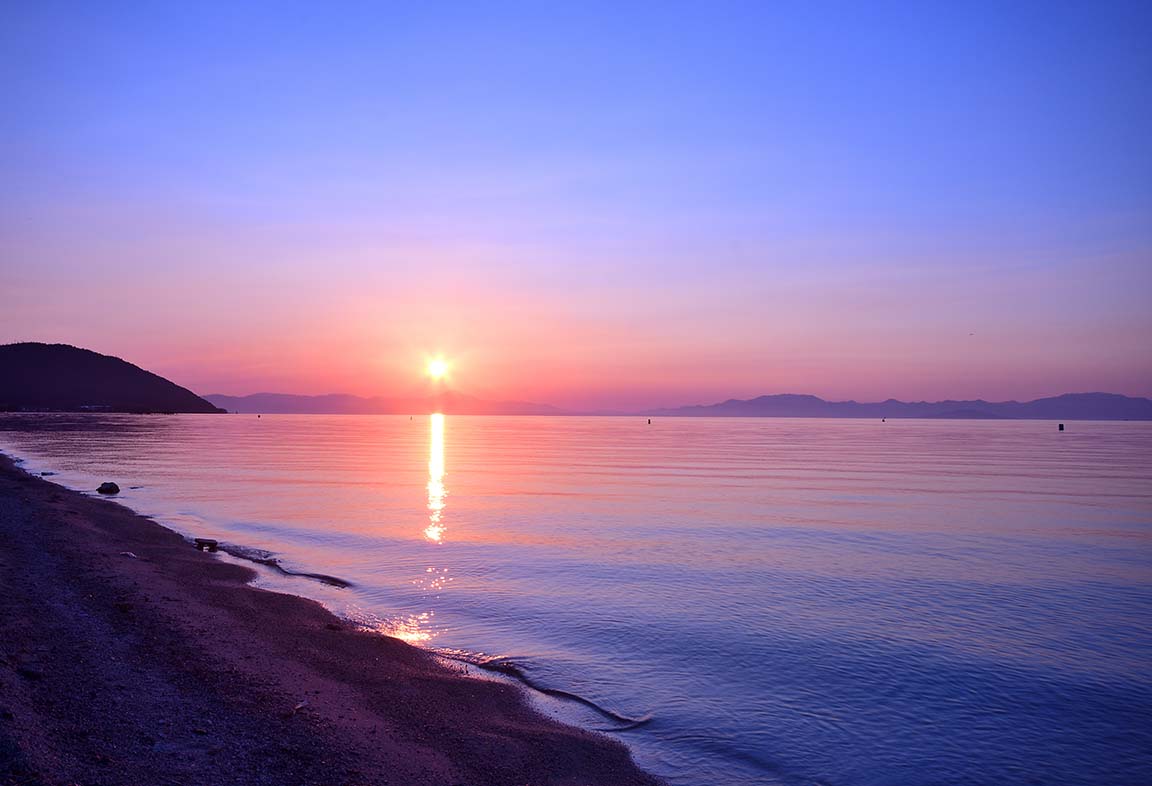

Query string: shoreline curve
[0,452,664,786]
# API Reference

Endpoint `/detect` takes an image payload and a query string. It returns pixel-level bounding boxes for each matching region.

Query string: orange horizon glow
[19,259,1142,413]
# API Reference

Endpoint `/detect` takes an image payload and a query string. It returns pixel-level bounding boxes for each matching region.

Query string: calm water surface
[1,414,1150,786]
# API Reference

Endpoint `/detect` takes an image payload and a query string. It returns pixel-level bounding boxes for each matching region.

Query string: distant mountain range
[3,342,1149,420]
[208,390,1152,419]
[647,392,1152,420]
[0,343,222,414]
[204,392,561,416]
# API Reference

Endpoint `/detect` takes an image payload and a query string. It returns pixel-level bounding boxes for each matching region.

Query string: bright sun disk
[426,357,449,380]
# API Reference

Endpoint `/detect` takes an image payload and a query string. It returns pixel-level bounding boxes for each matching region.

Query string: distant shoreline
[203,390,1152,419]
[0,452,662,786]
[3,344,1147,418]
[3,409,1150,421]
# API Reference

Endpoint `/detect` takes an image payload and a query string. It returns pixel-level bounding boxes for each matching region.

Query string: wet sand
[0,454,662,786]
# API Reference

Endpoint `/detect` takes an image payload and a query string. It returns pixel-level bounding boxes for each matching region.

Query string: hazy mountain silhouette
[208,390,1152,419]
[0,343,223,413]
[205,391,562,416]
[648,392,1152,420]
[6,342,1144,420]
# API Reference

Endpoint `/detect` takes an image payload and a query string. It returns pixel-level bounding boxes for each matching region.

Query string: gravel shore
[0,454,662,786]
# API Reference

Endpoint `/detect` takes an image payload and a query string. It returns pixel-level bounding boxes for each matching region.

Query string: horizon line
[201,388,1150,416]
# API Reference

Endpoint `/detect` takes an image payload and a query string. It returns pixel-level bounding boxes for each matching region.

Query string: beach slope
[0,455,661,786]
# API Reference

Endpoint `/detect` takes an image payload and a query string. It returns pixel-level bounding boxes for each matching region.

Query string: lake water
[1,414,1150,785]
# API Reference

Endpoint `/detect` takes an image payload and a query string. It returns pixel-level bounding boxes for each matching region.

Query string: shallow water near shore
[2,413,1150,785]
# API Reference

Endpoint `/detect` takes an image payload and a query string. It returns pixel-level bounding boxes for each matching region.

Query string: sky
[2,1,1150,410]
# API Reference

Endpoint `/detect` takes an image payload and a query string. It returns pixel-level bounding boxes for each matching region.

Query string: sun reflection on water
[425,413,446,543]
[379,612,435,644]
[409,414,451,645]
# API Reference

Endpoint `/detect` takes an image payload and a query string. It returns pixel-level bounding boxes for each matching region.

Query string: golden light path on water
[381,413,450,645]
[425,412,446,543]
[367,414,450,646]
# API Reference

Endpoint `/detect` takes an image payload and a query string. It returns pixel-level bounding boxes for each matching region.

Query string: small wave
[434,650,652,731]
[213,542,354,588]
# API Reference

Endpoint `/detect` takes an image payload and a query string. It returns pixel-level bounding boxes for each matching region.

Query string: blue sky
[2,1,1149,407]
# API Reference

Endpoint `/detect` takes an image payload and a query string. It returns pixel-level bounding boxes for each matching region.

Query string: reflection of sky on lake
[2,414,1150,786]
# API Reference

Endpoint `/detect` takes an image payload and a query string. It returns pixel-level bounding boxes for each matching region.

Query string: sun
[425,357,449,380]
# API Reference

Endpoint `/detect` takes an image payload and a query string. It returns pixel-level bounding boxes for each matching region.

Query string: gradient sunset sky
[2,1,1149,410]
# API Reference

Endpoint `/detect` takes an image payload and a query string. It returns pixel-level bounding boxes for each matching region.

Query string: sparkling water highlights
[2,414,1150,785]
[425,413,447,544]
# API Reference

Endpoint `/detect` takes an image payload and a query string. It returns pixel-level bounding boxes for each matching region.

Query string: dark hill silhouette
[0,343,223,414]
[648,392,1152,420]
[205,391,561,416]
